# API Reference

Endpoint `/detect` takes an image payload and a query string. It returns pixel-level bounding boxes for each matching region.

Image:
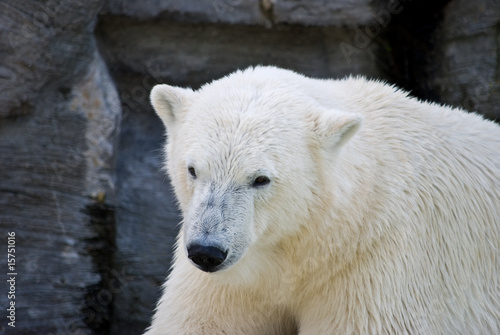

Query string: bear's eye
[252,176,270,188]
[188,166,197,179]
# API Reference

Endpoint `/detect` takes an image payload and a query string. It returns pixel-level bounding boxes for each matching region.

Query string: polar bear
[145,66,500,334]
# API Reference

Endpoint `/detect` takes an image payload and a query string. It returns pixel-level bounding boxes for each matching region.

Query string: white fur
[145,66,500,334]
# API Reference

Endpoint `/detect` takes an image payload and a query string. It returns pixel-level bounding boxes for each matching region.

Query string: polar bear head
[151,67,362,277]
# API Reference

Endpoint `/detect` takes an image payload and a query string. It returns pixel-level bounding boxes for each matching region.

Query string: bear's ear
[150,84,193,129]
[313,110,363,151]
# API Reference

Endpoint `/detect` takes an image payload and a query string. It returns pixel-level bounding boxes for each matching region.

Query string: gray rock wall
[0,1,120,334]
[0,1,498,334]
[435,0,500,121]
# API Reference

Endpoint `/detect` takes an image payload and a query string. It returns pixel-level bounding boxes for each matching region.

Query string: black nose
[187,244,227,272]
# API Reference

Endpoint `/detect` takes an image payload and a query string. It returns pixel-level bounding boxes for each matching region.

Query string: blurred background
[0,0,499,334]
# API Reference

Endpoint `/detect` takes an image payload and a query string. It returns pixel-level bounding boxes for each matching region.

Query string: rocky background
[0,0,498,334]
